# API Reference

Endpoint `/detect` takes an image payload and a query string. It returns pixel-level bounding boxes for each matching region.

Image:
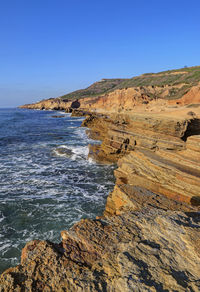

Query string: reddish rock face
[19,82,200,115]
[170,82,200,105]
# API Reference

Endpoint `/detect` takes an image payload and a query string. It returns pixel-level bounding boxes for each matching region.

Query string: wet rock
[53,147,73,157]
[51,115,65,118]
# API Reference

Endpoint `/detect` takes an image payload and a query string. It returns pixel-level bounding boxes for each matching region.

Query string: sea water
[0,108,115,273]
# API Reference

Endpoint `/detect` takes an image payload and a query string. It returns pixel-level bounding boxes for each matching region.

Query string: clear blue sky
[0,0,200,107]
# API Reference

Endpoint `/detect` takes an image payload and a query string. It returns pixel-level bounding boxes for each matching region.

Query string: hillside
[60,78,126,100]
[60,65,200,102]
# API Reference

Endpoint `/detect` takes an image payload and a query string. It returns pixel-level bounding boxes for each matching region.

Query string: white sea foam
[0,216,5,223]
[58,111,67,115]
[0,243,11,253]
[72,145,89,157]
[88,157,95,164]
[0,108,115,273]
[72,118,85,121]
[52,144,89,160]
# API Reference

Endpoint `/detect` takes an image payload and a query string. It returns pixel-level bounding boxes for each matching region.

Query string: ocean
[0,108,115,273]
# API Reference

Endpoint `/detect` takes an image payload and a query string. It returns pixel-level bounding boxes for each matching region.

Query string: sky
[0,0,200,107]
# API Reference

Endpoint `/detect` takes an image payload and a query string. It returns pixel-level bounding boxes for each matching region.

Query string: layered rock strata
[2,83,200,290]
[82,112,190,163]
[2,108,199,291]
[83,112,200,206]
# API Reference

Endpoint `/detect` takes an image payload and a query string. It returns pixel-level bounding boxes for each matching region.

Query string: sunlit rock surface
[3,70,200,291]
[1,186,200,291]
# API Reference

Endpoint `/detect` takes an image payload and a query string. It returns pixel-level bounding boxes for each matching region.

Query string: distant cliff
[20,66,200,113]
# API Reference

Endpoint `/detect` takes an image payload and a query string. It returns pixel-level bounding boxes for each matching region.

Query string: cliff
[19,82,200,113]
[1,67,200,291]
[82,111,200,206]
[20,66,200,112]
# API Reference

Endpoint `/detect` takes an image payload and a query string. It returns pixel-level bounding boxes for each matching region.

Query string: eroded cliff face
[82,111,200,207]
[20,82,200,113]
[171,83,200,105]
[2,84,199,291]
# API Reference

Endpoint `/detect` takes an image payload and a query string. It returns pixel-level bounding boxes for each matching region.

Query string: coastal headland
[1,67,200,291]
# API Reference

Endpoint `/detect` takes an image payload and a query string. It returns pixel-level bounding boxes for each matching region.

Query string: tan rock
[1,193,199,291]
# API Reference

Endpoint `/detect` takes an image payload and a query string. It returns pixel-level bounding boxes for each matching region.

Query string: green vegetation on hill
[115,66,200,89]
[60,66,200,101]
[60,79,126,100]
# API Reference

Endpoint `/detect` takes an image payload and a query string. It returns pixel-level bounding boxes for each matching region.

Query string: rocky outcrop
[82,112,191,162]
[1,186,200,291]
[83,112,200,207]
[108,145,200,215]
[19,98,72,111]
[76,84,190,112]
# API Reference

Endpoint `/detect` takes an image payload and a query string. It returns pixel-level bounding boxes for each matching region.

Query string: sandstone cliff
[20,66,200,113]
[19,82,200,113]
[82,111,200,205]
[2,67,200,291]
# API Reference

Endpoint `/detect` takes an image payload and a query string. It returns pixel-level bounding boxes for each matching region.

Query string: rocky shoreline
[1,81,200,291]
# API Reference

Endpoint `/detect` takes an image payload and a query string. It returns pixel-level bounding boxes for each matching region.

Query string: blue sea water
[0,108,115,273]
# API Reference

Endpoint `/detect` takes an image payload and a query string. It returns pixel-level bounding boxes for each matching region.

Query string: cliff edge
[1,67,200,291]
